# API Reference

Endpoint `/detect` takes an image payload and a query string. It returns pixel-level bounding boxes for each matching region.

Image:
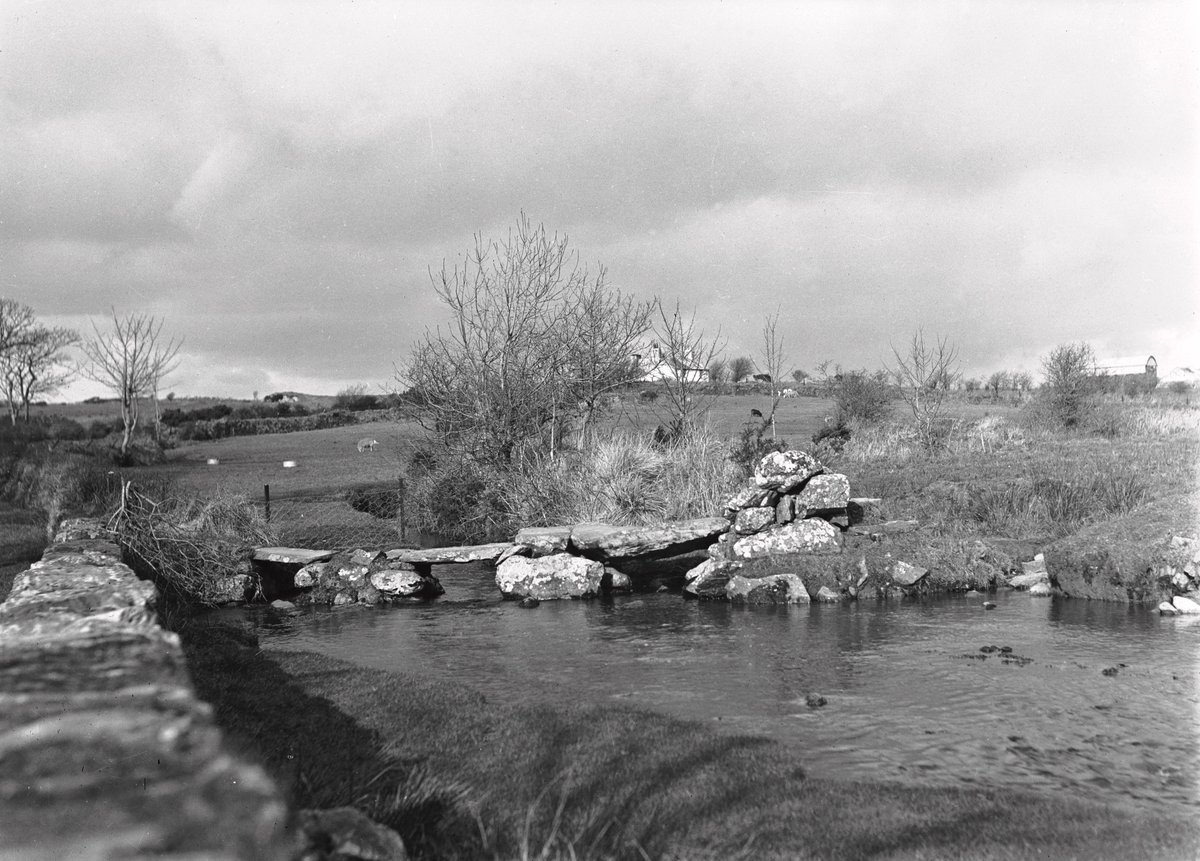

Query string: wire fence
[260,478,414,551]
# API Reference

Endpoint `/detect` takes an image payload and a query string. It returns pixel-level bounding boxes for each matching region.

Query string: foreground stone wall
[0,517,291,860]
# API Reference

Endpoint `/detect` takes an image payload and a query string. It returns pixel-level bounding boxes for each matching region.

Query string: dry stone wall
[0,518,292,860]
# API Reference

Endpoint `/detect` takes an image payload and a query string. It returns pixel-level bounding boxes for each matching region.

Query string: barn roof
[1094,355,1156,372]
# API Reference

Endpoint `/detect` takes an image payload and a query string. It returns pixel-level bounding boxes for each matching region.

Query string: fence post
[397,475,407,545]
[264,484,271,523]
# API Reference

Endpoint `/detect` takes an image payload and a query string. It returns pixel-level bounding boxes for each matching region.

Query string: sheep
[356,438,378,453]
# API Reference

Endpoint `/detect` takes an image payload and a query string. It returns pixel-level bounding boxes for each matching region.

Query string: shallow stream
[239,567,1200,816]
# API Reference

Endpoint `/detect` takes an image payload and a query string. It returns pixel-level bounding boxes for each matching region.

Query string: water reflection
[238,571,1200,816]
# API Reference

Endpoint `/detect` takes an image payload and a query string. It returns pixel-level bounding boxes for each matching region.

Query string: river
[240,565,1200,817]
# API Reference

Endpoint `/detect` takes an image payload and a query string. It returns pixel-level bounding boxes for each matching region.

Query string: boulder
[349,548,384,567]
[888,560,929,588]
[496,553,605,600]
[775,495,796,524]
[795,473,850,515]
[722,483,776,513]
[726,572,810,604]
[1159,601,1179,616]
[683,558,733,599]
[734,507,776,535]
[754,450,824,493]
[569,517,728,560]
[1171,595,1200,615]
[1008,571,1050,590]
[1028,582,1053,597]
[732,519,841,560]
[815,586,841,603]
[370,568,441,599]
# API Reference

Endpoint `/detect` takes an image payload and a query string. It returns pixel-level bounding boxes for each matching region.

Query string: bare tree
[0,324,79,423]
[401,215,648,465]
[707,358,729,392]
[1011,370,1033,401]
[0,298,36,358]
[651,299,724,438]
[758,310,789,438]
[890,329,960,452]
[81,311,182,460]
[987,370,1010,401]
[1041,342,1095,427]
[561,276,653,450]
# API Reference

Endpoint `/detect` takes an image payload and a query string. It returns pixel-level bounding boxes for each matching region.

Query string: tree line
[0,299,180,461]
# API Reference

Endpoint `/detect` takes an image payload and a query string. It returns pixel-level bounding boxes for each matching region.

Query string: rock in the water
[1158,601,1178,616]
[518,597,540,609]
[496,553,605,600]
[753,450,824,493]
[269,599,295,610]
[815,585,841,603]
[295,807,408,861]
[605,568,633,593]
[1028,581,1052,597]
[732,519,841,559]
[1171,595,1200,615]
[369,568,440,599]
[795,473,850,515]
[805,693,828,708]
[385,542,511,565]
[1008,571,1050,589]
[726,572,810,604]
[983,601,997,610]
[683,558,732,599]
[888,559,929,588]
[569,518,729,560]
[734,507,776,535]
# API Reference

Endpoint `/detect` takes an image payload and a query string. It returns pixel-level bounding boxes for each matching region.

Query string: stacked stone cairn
[685,449,858,604]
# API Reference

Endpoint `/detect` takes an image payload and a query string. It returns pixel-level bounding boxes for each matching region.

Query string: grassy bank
[178,616,1198,860]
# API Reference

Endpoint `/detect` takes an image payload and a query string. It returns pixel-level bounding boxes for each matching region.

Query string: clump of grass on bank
[409,430,744,541]
[115,484,275,605]
[175,618,1199,861]
[827,404,1199,540]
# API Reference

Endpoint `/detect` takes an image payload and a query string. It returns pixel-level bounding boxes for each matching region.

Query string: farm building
[1092,354,1157,394]
[632,341,710,383]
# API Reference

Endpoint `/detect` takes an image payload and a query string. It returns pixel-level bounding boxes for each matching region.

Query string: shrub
[834,370,891,425]
[1041,341,1096,427]
[730,420,788,476]
[334,384,380,412]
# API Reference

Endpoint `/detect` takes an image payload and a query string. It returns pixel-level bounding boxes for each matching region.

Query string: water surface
[243,567,1200,816]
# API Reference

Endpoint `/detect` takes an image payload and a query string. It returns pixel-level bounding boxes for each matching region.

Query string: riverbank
[177,614,1199,860]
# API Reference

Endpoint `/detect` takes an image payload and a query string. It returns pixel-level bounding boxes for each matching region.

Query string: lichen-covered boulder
[496,553,605,600]
[294,553,442,605]
[732,519,841,559]
[683,558,731,599]
[794,473,850,515]
[722,484,776,514]
[726,572,810,604]
[569,518,728,560]
[734,507,775,535]
[512,526,573,556]
[753,450,824,493]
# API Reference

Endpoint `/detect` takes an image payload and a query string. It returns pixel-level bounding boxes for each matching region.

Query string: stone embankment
[0,518,290,859]
[1,519,414,860]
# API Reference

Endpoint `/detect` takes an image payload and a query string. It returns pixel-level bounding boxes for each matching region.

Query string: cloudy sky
[2,0,1196,399]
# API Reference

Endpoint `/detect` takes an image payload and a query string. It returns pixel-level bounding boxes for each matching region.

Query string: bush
[730,421,788,476]
[334,385,380,412]
[1041,341,1096,427]
[834,370,891,425]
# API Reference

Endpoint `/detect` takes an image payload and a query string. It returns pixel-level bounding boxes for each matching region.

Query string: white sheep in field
[356,438,378,453]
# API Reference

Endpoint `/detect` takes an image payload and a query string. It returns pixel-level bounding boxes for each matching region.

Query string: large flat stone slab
[569,517,729,560]
[254,547,336,565]
[385,542,512,564]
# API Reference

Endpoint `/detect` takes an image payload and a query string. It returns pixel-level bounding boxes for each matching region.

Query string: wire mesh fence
[260,479,414,551]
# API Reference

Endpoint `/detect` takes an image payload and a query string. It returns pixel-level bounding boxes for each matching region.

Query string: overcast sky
[2,0,1196,400]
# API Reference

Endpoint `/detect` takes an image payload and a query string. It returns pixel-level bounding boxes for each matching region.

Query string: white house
[632,341,710,384]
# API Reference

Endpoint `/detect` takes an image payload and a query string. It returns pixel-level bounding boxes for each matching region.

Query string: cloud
[2,1,1195,397]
